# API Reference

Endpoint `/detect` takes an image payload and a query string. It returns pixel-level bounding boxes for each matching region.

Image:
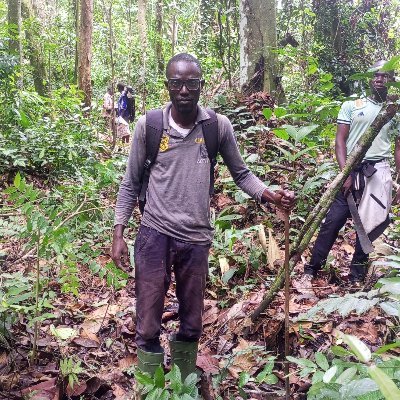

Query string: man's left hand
[273,189,296,211]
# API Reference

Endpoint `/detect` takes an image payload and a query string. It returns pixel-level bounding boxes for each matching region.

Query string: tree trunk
[137,0,147,112]
[74,0,79,84]
[155,0,164,75]
[8,0,20,55]
[239,0,277,95]
[250,101,399,323]
[77,0,93,107]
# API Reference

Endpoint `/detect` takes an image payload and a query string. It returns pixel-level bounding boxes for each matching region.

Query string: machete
[347,193,374,254]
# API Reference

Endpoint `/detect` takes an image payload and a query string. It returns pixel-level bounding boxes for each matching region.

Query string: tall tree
[77,0,93,106]
[137,0,147,111]
[239,0,278,95]
[155,0,164,75]
[8,0,23,88]
[21,0,48,95]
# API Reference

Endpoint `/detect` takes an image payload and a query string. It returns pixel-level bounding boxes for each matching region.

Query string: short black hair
[117,82,125,92]
[165,53,202,78]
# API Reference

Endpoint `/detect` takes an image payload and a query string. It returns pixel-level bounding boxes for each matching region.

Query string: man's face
[165,61,204,115]
[369,71,393,101]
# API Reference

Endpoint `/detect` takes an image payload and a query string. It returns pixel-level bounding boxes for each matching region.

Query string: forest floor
[1,97,399,399]
[0,183,396,400]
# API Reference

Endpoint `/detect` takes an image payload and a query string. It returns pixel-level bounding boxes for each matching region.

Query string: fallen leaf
[197,353,219,374]
[268,228,281,268]
[112,383,128,399]
[81,304,120,335]
[50,325,78,341]
[219,257,230,275]
[21,377,58,399]
[203,302,219,326]
[118,354,136,370]
[66,380,87,397]
[72,337,99,348]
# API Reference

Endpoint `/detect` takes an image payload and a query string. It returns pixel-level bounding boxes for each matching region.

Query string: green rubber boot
[136,348,164,399]
[169,339,199,381]
[137,347,164,375]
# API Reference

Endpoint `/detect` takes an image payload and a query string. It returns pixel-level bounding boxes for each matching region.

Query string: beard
[173,99,196,114]
[371,86,388,102]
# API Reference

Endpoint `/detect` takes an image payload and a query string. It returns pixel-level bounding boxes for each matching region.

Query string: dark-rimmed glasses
[167,78,202,91]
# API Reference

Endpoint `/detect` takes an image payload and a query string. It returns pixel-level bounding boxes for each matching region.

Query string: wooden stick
[284,211,290,400]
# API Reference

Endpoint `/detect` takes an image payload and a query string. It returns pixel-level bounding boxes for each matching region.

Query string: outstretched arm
[335,123,351,196]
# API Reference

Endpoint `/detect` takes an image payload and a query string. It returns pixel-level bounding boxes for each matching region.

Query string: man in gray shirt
[112,53,295,382]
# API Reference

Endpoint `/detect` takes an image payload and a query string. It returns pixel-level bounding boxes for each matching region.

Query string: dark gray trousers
[305,191,369,281]
[134,225,209,353]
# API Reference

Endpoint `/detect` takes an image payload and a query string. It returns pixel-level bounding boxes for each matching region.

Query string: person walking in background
[102,86,114,130]
[116,83,135,143]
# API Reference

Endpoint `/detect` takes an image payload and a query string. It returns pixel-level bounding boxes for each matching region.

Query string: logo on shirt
[159,134,170,152]
[357,111,364,117]
[197,144,209,164]
[195,137,204,144]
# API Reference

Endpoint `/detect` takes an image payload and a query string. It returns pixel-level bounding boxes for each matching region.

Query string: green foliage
[289,334,400,400]
[298,261,400,320]
[60,357,83,390]
[0,271,55,335]
[0,84,105,178]
[133,365,199,399]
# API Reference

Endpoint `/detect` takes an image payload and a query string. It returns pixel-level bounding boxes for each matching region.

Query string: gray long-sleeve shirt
[114,103,268,244]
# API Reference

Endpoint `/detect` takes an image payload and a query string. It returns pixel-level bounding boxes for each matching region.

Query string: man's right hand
[111,226,130,271]
[342,175,353,197]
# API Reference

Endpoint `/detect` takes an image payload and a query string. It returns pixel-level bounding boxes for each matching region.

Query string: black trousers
[304,191,369,281]
[134,225,210,353]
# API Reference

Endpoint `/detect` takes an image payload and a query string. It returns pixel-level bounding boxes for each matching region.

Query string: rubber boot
[169,339,198,381]
[136,348,164,399]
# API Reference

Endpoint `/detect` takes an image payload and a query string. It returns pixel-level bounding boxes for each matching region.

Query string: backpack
[138,108,220,214]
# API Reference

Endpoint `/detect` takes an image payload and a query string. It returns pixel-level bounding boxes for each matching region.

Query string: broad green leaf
[50,325,78,340]
[342,334,371,363]
[368,365,400,400]
[262,108,272,120]
[239,371,250,387]
[287,356,317,369]
[323,366,338,383]
[381,56,400,72]
[182,373,198,396]
[339,378,378,398]
[165,365,182,393]
[274,107,287,118]
[14,172,21,189]
[264,374,278,384]
[256,361,274,382]
[134,370,154,386]
[312,370,324,384]
[146,388,163,400]
[272,128,289,140]
[374,340,400,355]
[379,302,400,317]
[315,352,329,371]
[154,366,165,388]
[335,367,358,384]
[221,267,237,284]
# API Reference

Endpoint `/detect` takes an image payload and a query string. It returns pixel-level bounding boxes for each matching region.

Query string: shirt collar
[162,102,211,130]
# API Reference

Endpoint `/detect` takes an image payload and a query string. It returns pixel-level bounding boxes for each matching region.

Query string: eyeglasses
[167,79,202,91]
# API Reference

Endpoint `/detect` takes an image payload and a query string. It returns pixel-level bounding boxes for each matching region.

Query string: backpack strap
[202,108,219,195]
[138,109,164,213]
